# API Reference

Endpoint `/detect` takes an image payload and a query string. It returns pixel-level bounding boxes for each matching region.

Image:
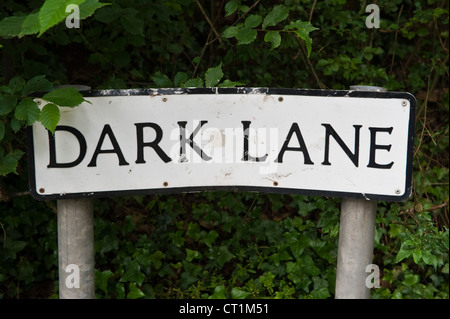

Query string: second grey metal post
[334,85,385,299]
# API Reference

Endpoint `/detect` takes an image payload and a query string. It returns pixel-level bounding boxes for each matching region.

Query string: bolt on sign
[27,88,416,201]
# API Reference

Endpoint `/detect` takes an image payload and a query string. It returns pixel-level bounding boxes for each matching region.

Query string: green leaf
[225,0,239,17]
[120,13,144,35]
[231,287,250,299]
[0,149,24,176]
[174,72,188,87]
[79,0,111,19]
[183,78,204,88]
[209,285,227,299]
[262,5,289,29]
[185,248,202,262]
[39,0,87,36]
[422,250,438,268]
[120,262,145,286]
[42,87,85,107]
[0,15,25,38]
[396,247,413,263]
[264,30,281,49]
[10,118,24,134]
[217,79,245,87]
[149,250,165,270]
[8,76,26,94]
[19,13,40,37]
[285,20,319,57]
[95,269,114,293]
[236,27,257,44]
[0,95,18,115]
[127,282,145,299]
[39,103,60,133]
[151,72,173,87]
[245,14,262,28]
[22,75,53,96]
[14,98,40,125]
[205,63,224,87]
[94,6,121,23]
[223,25,239,38]
[412,249,423,264]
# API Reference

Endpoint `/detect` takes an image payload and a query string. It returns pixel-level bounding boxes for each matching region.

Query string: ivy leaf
[42,87,85,107]
[231,287,250,299]
[264,30,281,49]
[95,269,114,293]
[22,75,53,96]
[119,262,145,286]
[235,27,257,45]
[38,0,87,36]
[0,95,18,115]
[396,247,413,263]
[14,98,40,125]
[39,103,60,133]
[127,282,145,299]
[205,63,224,87]
[262,5,289,29]
[421,250,438,269]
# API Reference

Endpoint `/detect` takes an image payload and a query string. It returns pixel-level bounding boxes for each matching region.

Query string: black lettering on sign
[367,127,394,169]
[275,123,314,164]
[135,123,171,163]
[321,124,362,167]
[87,124,129,167]
[47,126,87,168]
[177,121,212,163]
[241,121,268,162]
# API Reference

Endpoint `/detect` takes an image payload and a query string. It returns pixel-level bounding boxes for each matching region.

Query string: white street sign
[28,88,415,201]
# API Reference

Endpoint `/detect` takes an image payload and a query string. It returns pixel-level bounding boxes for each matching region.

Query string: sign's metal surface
[27,88,415,201]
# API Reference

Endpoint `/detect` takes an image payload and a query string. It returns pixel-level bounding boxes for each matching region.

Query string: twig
[192,30,213,78]
[297,38,326,89]
[309,0,318,22]
[428,200,449,211]
[196,0,222,44]
[388,4,403,76]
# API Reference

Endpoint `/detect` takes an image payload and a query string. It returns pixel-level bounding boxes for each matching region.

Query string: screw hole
[162,97,168,102]
[278,97,283,102]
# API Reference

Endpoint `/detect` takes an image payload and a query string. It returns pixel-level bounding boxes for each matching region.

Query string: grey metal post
[334,85,386,299]
[57,199,95,299]
[56,85,95,299]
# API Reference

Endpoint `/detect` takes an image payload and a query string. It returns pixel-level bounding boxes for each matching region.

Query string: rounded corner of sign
[395,188,413,202]
[29,188,47,201]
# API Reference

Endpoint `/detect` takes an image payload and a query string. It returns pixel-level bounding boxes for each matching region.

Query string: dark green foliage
[0,0,448,299]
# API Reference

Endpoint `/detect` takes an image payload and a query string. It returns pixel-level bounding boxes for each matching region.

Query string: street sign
[27,88,415,201]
